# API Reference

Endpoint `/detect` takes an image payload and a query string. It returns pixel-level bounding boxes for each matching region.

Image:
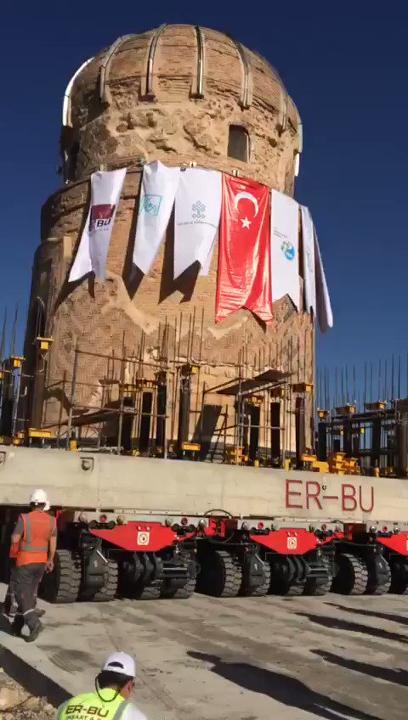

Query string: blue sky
[1,1,407,393]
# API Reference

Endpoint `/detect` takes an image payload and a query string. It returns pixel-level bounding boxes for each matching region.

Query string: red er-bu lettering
[285,479,375,514]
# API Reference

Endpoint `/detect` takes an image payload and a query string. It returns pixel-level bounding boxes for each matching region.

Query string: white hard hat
[102,652,136,679]
[44,501,50,512]
[30,489,49,506]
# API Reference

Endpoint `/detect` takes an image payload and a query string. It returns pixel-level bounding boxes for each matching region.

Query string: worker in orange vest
[4,498,51,622]
[10,489,57,642]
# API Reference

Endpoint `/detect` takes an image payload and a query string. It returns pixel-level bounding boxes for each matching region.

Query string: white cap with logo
[102,652,136,679]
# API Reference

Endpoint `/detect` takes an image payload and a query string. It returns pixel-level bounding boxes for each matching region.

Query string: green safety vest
[57,691,130,720]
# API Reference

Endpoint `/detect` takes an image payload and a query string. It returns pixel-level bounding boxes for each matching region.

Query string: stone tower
[25,24,313,460]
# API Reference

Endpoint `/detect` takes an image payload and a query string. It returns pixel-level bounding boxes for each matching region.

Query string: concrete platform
[0,586,407,720]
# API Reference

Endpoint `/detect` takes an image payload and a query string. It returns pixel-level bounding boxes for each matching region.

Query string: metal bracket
[145,24,167,99]
[80,456,94,472]
[99,35,135,104]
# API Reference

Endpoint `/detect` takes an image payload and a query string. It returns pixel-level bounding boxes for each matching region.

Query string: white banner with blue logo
[300,205,316,314]
[174,168,222,278]
[133,161,180,274]
[315,233,334,332]
[270,190,300,309]
[69,168,127,282]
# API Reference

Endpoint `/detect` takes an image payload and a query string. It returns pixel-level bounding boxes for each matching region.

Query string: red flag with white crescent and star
[215,175,273,323]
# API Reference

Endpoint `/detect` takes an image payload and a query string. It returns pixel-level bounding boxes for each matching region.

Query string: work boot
[26,621,43,643]
[2,600,17,620]
[35,609,45,618]
[11,618,23,637]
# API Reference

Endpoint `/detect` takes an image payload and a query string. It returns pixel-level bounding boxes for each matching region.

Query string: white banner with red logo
[174,168,222,278]
[315,233,334,332]
[270,190,300,310]
[300,205,316,314]
[216,175,272,323]
[69,168,126,282]
[133,161,180,274]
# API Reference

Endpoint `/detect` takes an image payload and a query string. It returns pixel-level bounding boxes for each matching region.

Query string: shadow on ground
[312,649,408,687]
[325,603,408,626]
[296,612,408,644]
[0,605,68,706]
[189,651,381,720]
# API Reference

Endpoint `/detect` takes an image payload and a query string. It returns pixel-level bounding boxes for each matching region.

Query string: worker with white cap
[9,488,57,641]
[57,652,147,720]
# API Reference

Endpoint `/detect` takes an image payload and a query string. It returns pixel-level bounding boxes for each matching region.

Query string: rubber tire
[332,553,368,595]
[268,557,306,596]
[40,550,81,604]
[304,558,333,596]
[249,561,272,597]
[365,556,392,595]
[197,550,242,598]
[160,576,196,599]
[240,561,271,597]
[80,560,119,602]
[286,580,307,596]
[390,559,408,594]
[134,584,161,600]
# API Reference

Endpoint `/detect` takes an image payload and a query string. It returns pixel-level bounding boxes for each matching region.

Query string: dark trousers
[4,563,18,617]
[13,563,45,632]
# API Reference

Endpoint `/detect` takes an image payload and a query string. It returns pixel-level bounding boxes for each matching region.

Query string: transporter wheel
[40,549,81,604]
[119,552,163,600]
[286,579,307,596]
[365,556,391,595]
[249,561,272,597]
[390,559,408,594]
[240,560,271,597]
[160,575,197,599]
[304,558,333,597]
[197,550,242,598]
[134,583,161,600]
[332,553,368,595]
[160,557,197,599]
[80,560,119,602]
[268,556,306,596]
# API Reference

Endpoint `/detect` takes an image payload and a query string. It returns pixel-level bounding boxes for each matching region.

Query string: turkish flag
[215,175,273,323]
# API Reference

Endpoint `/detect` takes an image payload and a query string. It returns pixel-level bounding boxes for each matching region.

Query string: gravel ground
[0,669,54,719]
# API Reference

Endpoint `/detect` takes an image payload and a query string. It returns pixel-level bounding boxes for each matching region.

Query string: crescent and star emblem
[233,191,259,230]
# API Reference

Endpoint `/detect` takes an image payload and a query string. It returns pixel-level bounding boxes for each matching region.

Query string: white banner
[199,233,217,276]
[69,168,126,282]
[133,161,180,274]
[315,233,334,332]
[174,168,222,278]
[68,207,92,281]
[270,190,300,309]
[300,205,316,314]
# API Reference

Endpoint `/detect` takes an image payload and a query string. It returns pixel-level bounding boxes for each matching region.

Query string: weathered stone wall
[69,27,301,192]
[25,25,313,453]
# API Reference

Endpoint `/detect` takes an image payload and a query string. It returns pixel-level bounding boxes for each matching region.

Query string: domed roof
[63,24,301,136]
[60,25,302,190]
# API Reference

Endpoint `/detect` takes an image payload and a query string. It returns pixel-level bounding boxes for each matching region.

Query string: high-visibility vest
[16,511,55,567]
[57,691,130,720]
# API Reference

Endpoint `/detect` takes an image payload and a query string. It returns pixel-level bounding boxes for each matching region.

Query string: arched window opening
[228,125,250,162]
